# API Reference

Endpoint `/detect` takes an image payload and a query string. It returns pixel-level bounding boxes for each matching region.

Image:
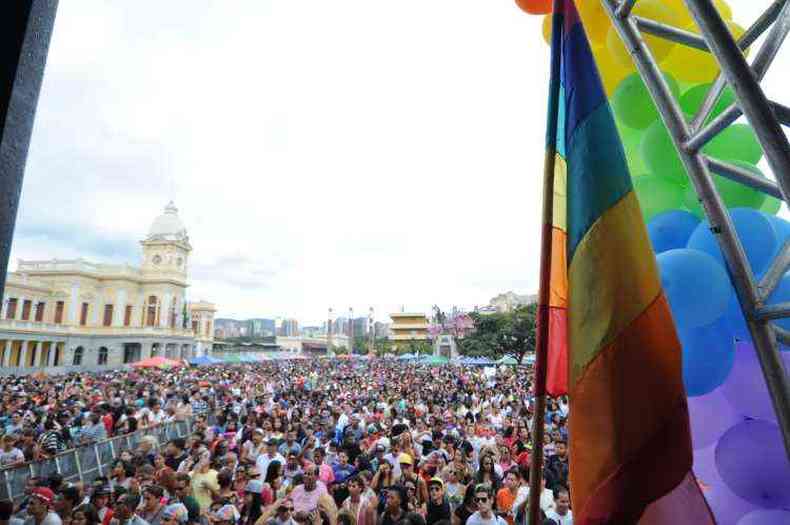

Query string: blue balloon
[764,273,790,333]
[723,292,752,343]
[647,210,700,254]
[765,213,790,260]
[657,249,733,329]
[687,208,778,275]
[679,317,735,396]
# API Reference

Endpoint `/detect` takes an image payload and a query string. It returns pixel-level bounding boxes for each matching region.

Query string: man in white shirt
[466,484,507,525]
[544,489,572,525]
[256,438,285,478]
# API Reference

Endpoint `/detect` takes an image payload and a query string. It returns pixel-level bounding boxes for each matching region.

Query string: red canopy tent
[131,356,184,368]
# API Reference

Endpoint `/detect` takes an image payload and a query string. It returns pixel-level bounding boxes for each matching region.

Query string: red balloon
[515,0,553,15]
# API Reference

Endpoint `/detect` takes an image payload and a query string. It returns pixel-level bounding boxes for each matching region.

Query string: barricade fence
[0,419,194,502]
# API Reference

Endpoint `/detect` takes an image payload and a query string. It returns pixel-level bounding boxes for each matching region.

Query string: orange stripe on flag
[569,292,691,524]
[546,306,568,396]
[549,227,568,309]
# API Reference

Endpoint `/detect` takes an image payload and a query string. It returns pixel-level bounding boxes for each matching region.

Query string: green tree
[457,303,536,363]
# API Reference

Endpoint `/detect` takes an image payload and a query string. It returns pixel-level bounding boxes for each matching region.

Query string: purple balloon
[687,388,741,449]
[694,445,758,525]
[715,420,790,508]
[721,342,778,421]
[738,510,790,525]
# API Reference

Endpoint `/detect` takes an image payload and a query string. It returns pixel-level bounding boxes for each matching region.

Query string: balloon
[679,318,735,396]
[662,0,733,26]
[576,1,611,45]
[764,213,790,249]
[761,196,783,215]
[738,510,790,525]
[657,249,732,329]
[723,292,752,344]
[702,124,763,165]
[693,445,759,525]
[721,342,781,421]
[633,175,685,220]
[612,72,680,130]
[686,208,778,275]
[605,0,681,67]
[683,161,766,215]
[647,210,700,253]
[687,388,740,449]
[765,273,790,332]
[715,419,790,508]
[514,0,551,15]
[662,21,745,83]
[642,115,691,185]
[541,15,552,45]
[616,120,648,176]
[591,45,634,97]
[679,84,736,125]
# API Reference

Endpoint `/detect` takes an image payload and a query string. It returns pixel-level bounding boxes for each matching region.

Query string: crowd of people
[0,359,572,525]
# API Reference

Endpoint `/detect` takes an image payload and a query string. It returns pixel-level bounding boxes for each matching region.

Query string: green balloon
[616,120,648,176]
[612,72,680,130]
[761,195,783,215]
[679,84,736,124]
[683,160,766,216]
[702,123,763,164]
[641,117,690,185]
[633,174,685,221]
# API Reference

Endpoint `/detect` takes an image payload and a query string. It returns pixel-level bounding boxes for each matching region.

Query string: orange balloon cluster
[515,0,552,15]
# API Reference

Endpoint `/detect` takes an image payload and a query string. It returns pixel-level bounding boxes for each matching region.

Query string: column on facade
[15,295,26,321]
[141,342,152,359]
[160,293,171,328]
[69,282,80,325]
[0,340,8,367]
[19,340,28,369]
[92,288,102,326]
[138,292,146,327]
[114,288,127,326]
[47,342,56,366]
[172,296,180,329]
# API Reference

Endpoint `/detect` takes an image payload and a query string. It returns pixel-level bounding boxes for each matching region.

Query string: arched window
[98,346,108,365]
[73,346,84,366]
[146,296,158,326]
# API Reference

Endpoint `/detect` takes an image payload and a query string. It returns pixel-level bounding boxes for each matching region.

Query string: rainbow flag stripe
[538,1,715,522]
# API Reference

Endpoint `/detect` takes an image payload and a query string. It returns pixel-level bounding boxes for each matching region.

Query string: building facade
[0,202,216,373]
[389,312,429,351]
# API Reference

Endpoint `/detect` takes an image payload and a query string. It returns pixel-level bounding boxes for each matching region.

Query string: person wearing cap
[89,483,113,525]
[396,454,426,507]
[424,478,450,525]
[19,487,62,525]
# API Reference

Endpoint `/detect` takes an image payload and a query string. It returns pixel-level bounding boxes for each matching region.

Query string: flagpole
[528,1,563,523]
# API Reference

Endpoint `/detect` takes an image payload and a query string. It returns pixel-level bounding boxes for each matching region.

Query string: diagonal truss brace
[601,0,790,458]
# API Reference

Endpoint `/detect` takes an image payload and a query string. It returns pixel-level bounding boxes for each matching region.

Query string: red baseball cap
[31,487,55,505]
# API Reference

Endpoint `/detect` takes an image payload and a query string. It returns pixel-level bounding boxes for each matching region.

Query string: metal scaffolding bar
[704,156,782,199]
[602,0,790,457]
[759,241,790,300]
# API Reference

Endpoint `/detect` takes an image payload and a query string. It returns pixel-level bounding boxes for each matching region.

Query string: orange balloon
[515,0,552,15]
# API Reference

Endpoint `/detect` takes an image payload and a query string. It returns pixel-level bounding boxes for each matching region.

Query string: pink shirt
[290,481,328,513]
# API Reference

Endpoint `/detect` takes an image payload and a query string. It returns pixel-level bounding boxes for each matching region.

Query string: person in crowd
[108,494,147,525]
[0,435,25,467]
[542,489,571,525]
[19,487,62,525]
[424,478,451,525]
[464,485,506,525]
[138,486,165,525]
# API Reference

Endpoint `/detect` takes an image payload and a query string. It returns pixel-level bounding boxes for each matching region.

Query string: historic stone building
[0,202,216,372]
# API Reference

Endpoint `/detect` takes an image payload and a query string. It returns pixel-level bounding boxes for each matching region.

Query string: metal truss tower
[602,0,790,456]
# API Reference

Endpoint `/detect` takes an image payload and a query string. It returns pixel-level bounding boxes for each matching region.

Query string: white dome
[147,201,188,241]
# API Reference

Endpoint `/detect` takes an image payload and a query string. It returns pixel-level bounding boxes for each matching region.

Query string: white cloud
[12,0,788,324]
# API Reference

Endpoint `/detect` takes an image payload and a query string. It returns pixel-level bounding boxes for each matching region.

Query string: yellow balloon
[606,0,682,67]
[542,14,552,46]
[578,0,611,46]
[661,21,746,83]
[661,0,733,26]
[592,45,634,97]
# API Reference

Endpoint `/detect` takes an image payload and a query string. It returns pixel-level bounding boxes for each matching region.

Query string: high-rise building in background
[352,317,368,337]
[280,318,299,337]
[374,321,391,338]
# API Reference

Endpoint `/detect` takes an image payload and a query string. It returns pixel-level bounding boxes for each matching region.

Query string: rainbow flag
[535,1,715,522]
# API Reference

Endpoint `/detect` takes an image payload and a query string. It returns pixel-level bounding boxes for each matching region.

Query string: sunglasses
[474,497,489,503]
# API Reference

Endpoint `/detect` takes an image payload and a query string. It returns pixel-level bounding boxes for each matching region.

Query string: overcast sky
[12,1,787,325]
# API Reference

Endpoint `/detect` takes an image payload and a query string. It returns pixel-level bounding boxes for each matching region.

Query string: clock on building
[152,255,162,265]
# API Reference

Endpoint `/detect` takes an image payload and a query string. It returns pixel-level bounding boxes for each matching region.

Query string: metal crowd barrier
[0,419,194,502]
